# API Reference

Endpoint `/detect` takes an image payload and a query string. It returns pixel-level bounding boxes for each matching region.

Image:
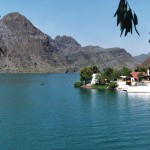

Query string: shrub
[74,81,83,87]
[107,82,117,90]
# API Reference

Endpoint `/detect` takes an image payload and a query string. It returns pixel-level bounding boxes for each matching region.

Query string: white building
[91,74,98,85]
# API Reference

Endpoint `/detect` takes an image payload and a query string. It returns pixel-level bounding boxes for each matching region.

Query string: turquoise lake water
[0,74,150,150]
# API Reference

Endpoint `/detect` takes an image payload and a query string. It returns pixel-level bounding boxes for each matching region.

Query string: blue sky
[0,0,149,56]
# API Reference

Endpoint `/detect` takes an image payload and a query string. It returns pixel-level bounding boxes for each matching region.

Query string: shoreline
[81,83,92,89]
[81,83,116,90]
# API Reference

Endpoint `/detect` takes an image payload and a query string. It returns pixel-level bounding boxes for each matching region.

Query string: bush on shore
[74,81,83,87]
[107,82,117,90]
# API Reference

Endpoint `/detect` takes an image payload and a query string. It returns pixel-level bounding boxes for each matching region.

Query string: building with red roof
[130,71,146,80]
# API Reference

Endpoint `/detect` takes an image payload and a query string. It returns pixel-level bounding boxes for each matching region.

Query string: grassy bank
[91,84,108,90]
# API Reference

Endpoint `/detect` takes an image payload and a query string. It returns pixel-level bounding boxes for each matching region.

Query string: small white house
[91,74,98,85]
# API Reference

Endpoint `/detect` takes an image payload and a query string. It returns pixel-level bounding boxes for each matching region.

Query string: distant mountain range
[0,12,139,73]
[134,53,150,63]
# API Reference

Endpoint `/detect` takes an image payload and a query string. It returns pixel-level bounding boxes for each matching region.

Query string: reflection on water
[128,92,150,100]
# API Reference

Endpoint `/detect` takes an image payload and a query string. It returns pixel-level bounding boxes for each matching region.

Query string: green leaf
[120,28,124,37]
[114,8,119,17]
[128,9,133,19]
[125,29,129,36]
[124,2,127,12]
[133,13,138,25]
[134,26,140,36]
[130,22,132,34]
[117,16,120,26]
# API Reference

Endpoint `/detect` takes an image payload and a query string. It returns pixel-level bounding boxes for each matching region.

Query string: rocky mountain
[142,57,150,68]
[0,12,138,73]
[134,53,150,63]
[0,12,66,73]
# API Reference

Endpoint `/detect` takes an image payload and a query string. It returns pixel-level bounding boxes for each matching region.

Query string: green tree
[100,67,131,82]
[80,66,93,84]
[120,67,132,76]
[111,69,122,81]
[80,66,100,84]
[91,66,100,73]
[96,74,105,84]
[134,66,147,72]
[102,67,114,81]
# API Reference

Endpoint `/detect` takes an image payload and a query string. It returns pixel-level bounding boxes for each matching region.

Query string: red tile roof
[130,72,145,79]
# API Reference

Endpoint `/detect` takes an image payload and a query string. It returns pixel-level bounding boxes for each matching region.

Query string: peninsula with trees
[74,65,148,90]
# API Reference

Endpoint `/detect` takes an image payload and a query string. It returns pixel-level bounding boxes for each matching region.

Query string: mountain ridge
[0,12,138,73]
[134,52,150,63]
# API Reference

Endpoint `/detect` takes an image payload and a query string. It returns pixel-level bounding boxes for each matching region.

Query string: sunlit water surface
[0,74,150,150]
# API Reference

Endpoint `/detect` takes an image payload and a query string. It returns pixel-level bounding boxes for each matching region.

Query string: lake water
[0,74,150,150]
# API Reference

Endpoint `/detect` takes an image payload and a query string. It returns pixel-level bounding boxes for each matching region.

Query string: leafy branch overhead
[114,0,139,36]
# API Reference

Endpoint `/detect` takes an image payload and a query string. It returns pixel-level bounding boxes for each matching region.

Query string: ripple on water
[0,74,150,149]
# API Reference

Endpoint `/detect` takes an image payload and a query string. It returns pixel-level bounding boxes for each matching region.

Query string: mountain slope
[0,12,138,73]
[0,12,66,72]
[134,53,150,63]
